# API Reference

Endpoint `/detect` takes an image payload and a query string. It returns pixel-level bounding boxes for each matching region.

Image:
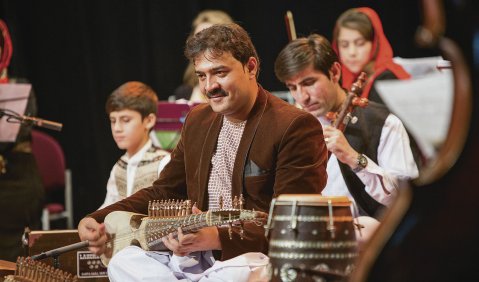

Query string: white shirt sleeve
[157,153,171,176]
[99,166,120,210]
[356,114,419,206]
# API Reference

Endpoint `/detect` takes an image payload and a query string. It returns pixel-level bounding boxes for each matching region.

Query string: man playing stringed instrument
[275,34,418,221]
[78,24,328,281]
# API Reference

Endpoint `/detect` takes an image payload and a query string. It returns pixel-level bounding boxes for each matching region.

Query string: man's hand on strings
[162,206,221,257]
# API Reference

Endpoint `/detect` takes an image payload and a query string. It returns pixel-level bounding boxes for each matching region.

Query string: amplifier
[24,229,108,281]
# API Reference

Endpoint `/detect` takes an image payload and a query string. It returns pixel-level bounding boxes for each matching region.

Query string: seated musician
[99,81,170,209]
[78,24,328,281]
[274,34,418,222]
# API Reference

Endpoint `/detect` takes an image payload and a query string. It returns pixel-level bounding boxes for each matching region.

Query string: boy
[99,81,170,209]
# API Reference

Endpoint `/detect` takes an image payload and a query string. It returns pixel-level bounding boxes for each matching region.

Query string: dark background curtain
[0,0,435,224]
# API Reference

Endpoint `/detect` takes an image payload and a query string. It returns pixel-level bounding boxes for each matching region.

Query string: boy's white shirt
[99,139,170,209]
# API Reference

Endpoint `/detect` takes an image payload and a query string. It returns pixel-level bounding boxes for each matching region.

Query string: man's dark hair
[184,23,260,78]
[105,81,158,118]
[274,34,338,82]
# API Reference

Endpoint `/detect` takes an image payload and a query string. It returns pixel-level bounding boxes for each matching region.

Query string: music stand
[153,102,196,150]
[0,83,31,142]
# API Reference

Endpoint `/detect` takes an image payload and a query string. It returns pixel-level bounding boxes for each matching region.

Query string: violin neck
[333,92,356,131]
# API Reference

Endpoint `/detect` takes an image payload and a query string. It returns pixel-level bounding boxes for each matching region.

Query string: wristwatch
[353,154,368,173]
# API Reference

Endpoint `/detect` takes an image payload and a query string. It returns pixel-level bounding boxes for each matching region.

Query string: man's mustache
[206,88,228,98]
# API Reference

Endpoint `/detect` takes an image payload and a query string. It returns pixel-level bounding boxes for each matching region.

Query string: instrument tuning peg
[351,116,358,124]
[219,195,224,210]
[148,201,152,217]
[239,194,244,210]
[233,196,238,209]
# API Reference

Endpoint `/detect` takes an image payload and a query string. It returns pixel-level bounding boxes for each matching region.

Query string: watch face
[358,154,367,168]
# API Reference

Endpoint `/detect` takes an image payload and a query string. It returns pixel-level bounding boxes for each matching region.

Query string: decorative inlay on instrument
[101,197,264,266]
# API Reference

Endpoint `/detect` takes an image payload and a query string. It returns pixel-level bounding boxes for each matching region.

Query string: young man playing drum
[274,34,419,222]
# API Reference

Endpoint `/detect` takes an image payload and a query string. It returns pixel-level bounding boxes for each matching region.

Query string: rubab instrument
[100,197,265,266]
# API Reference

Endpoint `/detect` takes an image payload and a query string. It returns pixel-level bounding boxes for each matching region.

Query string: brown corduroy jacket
[89,86,328,260]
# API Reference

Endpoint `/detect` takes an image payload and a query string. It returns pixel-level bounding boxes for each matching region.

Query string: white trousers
[108,246,270,282]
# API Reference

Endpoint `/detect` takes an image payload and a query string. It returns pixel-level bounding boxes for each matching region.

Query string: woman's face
[337,27,373,74]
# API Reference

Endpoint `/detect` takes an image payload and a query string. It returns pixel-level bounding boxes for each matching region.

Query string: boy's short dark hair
[275,34,338,83]
[184,23,260,78]
[105,81,158,118]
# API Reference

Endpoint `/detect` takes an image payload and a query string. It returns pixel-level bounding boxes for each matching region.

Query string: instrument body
[100,209,261,266]
[265,194,357,282]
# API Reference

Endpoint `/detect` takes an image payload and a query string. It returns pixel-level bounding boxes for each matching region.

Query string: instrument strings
[104,210,244,246]
[104,197,249,247]
[4,257,77,282]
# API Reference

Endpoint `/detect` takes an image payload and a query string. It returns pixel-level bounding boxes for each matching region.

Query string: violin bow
[284,10,297,42]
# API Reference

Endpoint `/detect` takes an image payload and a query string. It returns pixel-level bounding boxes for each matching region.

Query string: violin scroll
[350,72,367,97]
[328,72,368,131]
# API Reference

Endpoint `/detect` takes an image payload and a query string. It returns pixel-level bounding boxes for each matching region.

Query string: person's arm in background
[355,114,418,206]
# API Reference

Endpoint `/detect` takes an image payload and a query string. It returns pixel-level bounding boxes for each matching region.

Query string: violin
[326,72,368,132]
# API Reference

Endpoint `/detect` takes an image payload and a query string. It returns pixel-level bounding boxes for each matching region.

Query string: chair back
[31,130,65,192]
[31,129,73,229]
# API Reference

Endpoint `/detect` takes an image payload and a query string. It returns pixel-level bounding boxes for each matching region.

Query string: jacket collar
[197,85,268,209]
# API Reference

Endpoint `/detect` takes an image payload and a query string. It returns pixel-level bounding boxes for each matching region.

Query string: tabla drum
[265,194,358,282]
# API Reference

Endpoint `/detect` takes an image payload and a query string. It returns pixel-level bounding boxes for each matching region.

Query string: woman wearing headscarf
[332,7,411,104]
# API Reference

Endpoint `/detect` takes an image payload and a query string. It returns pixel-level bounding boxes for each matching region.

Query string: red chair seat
[45,203,65,214]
